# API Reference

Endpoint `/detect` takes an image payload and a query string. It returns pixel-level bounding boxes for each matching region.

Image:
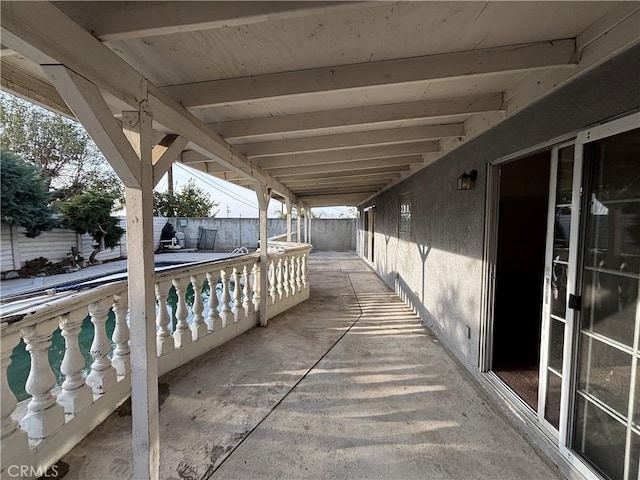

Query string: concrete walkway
[60,252,562,480]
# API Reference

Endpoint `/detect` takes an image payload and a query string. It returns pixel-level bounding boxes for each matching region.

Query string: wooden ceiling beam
[56,1,378,42]
[287,179,392,188]
[1,61,74,118]
[301,193,371,207]
[233,171,397,188]
[289,183,390,191]
[236,124,463,158]
[275,166,405,183]
[212,93,503,140]
[255,143,438,169]
[166,40,575,108]
[284,173,400,187]
[293,185,383,195]
[265,156,423,177]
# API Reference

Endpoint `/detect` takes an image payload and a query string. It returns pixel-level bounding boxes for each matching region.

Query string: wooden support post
[286,198,292,242]
[152,134,188,188]
[308,210,312,244]
[42,65,159,479]
[254,183,271,326]
[302,209,307,243]
[122,105,160,480]
[296,204,301,243]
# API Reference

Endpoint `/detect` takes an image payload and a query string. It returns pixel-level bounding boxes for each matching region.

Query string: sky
[157,162,355,219]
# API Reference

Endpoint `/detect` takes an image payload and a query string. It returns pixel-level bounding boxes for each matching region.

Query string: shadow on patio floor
[61,251,561,480]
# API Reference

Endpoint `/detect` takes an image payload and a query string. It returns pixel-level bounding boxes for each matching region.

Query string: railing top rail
[268,242,313,255]
[1,245,311,334]
[1,281,128,334]
[2,253,258,332]
[153,252,261,283]
[268,234,288,241]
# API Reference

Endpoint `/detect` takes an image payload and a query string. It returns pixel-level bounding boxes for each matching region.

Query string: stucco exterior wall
[170,217,291,251]
[310,219,356,251]
[360,45,640,373]
[170,217,356,251]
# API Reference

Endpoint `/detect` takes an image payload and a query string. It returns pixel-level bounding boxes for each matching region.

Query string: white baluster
[268,259,277,304]
[282,257,290,298]
[289,255,297,295]
[190,274,207,340]
[205,271,222,331]
[283,256,290,297]
[296,254,303,292]
[276,258,284,301]
[1,330,29,464]
[86,299,117,395]
[242,264,254,316]
[20,318,65,440]
[111,293,130,377]
[301,252,308,288]
[283,255,290,297]
[172,278,192,348]
[232,267,242,322]
[57,310,93,417]
[219,268,232,327]
[155,281,174,355]
[252,262,260,312]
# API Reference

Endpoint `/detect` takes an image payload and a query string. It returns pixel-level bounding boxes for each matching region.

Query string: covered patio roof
[2,1,638,207]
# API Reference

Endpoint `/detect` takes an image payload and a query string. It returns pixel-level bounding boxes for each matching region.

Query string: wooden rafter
[236,124,464,158]
[212,94,504,140]
[165,40,576,108]
[56,1,379,41]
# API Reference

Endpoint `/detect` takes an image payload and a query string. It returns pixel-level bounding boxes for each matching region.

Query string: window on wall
[399,193,412,241]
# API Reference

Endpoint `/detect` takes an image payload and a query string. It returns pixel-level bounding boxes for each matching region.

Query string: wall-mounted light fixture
[457,170,477,190]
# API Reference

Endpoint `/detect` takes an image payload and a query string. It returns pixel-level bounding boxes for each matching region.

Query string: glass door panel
[571,126,640,480]
[540,144,575,434]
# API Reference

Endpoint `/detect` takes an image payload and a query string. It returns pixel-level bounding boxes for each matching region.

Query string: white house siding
[0,217,167,272]
[17,228,79,266]
[0,226,14,272]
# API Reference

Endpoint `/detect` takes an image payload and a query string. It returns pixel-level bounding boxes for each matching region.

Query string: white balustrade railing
[0,243,311,477]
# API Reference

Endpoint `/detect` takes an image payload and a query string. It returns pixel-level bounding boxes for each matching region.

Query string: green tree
[0,92,122,202]
[153,179,219,217]
[0,152,57,237]
[58,191,125,263]
[271,207,287,219]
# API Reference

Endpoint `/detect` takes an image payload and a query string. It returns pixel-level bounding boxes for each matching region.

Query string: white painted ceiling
[2,1,639,207]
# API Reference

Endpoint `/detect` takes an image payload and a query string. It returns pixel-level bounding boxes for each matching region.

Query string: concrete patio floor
[60,252,562,480]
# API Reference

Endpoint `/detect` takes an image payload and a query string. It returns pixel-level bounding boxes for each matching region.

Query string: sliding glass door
[570,120,640,480]
[485,113,639,479]
[539,144,575,435]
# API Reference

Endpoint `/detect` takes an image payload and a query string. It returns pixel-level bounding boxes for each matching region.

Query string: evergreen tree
[58,191,125,263]
[0,152,57,237]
